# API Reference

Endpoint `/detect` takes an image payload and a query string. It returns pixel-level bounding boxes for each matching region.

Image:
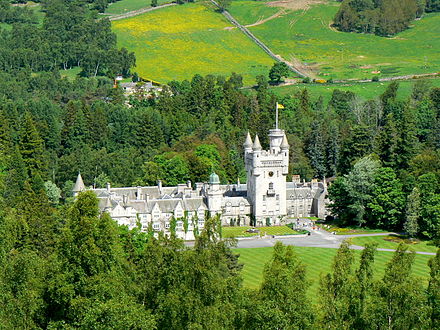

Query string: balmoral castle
[73,125,328,240]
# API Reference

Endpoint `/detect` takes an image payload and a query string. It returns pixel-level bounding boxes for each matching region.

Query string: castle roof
[280,133,289,150]
[243,132,253,148]
[209,172,220,184]
[252,134,262,151]
[73,173,85,192]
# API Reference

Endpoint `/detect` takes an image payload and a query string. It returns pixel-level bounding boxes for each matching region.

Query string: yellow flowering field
[112,3,274,84]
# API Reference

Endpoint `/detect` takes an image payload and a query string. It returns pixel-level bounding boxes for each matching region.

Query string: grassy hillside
[112,3,274,84]
[246,1,440,80]
[105,0,171,15]
[271,78,440,103]
[237,246,434,297]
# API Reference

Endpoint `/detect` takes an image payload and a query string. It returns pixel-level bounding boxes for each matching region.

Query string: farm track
[105,3,177,21]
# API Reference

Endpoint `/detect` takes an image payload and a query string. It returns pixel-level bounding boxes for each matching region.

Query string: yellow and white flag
[277,102,285,109]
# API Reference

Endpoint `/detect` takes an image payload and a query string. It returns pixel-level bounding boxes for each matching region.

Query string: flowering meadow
[112,3,273,84]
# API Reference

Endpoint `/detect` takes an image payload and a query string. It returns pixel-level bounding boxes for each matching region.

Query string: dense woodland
[0,0,440,327]
[334,0,440,36]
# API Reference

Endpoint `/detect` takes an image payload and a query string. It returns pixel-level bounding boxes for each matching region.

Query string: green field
[351,235,438,253]
[236,1,440,80]
[105,0,171,15]
[228,0,279,26]
[222,225,302,238]
[271,77,440,103]
[237,246,434,297]
[112,3,273,84]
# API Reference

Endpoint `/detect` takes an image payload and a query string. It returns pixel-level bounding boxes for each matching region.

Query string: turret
[252,134,262,151]
[243,132,253,155]
[73,172,85,197]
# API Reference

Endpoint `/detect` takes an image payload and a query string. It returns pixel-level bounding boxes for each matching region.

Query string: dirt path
[105,3,177,21]
[244,9,286,27]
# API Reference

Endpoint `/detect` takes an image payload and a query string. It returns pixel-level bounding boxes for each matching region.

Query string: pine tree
[404,187,421,238]
[19,112,46,177]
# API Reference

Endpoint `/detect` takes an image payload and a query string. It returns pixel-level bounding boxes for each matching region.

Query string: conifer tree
[19,112,46,177]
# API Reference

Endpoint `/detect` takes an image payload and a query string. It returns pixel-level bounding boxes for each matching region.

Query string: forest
[334,0,440,36]
[0,0,439,326]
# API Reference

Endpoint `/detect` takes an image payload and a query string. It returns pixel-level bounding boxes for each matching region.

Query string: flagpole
[275,102,279,129]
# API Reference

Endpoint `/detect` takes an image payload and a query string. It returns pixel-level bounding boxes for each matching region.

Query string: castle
[73,121,328,240]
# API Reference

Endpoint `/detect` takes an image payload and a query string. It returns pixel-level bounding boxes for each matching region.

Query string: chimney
[122,194,127,205]
[106,182,111,193]
[137,186,142,200]
[187,180,191,188]
[157,180,162,194]
[145,194,150,203]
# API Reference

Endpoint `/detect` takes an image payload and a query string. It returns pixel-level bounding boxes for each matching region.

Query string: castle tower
[206,171,223,216]
[244,111,289,226]
[73,172,85,197]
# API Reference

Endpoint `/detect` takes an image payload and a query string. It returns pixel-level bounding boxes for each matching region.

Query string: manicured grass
[105,0,171,15]
[112,3,273,84]
[237,246,434,298]
[222,225,302,238]
[317,223,389,235]
[246,2,440,80]
[351,235,438,253]
[271,78,440,103]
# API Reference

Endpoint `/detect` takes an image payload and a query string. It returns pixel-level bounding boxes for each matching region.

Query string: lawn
[222,225,302,238]
[112,3,274,84]
[316,223,389,236]
[351,235,438,254]
[105,0,171,15]
[237,246,434,298]
[271,77,440,104]
[243,1,440,80]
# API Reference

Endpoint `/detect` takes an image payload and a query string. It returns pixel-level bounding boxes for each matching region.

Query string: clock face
[268,171,274,177]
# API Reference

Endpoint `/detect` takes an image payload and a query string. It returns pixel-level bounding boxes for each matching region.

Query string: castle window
[153,223,160,231]
[269,183,274,189]
[165,222,170,229]
[263,196,266,201]
[276,194,280,201]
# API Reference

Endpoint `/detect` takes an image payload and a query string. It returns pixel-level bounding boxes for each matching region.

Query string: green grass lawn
[222,225,302,238]
[105,0,171,15]
[271,77,440,104]
[237,246,434,298]
[112,3,273,84]
[244,1,440,80]
[317,223,389,236]
[351,235,438,253]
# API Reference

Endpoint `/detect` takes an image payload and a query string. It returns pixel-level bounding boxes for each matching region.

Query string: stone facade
[74,126,328,239]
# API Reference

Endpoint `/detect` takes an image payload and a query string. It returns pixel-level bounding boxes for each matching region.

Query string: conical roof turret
[280,133,289,150]
[252,134,262,151]
[243,132,253,149]
[73,172,85,192]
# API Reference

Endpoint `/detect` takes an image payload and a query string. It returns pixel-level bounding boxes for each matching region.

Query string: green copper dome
[209,172,220,184]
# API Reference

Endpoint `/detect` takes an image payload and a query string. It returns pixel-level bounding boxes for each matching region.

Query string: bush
[372,76,379,82]
[302,77,311,84]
